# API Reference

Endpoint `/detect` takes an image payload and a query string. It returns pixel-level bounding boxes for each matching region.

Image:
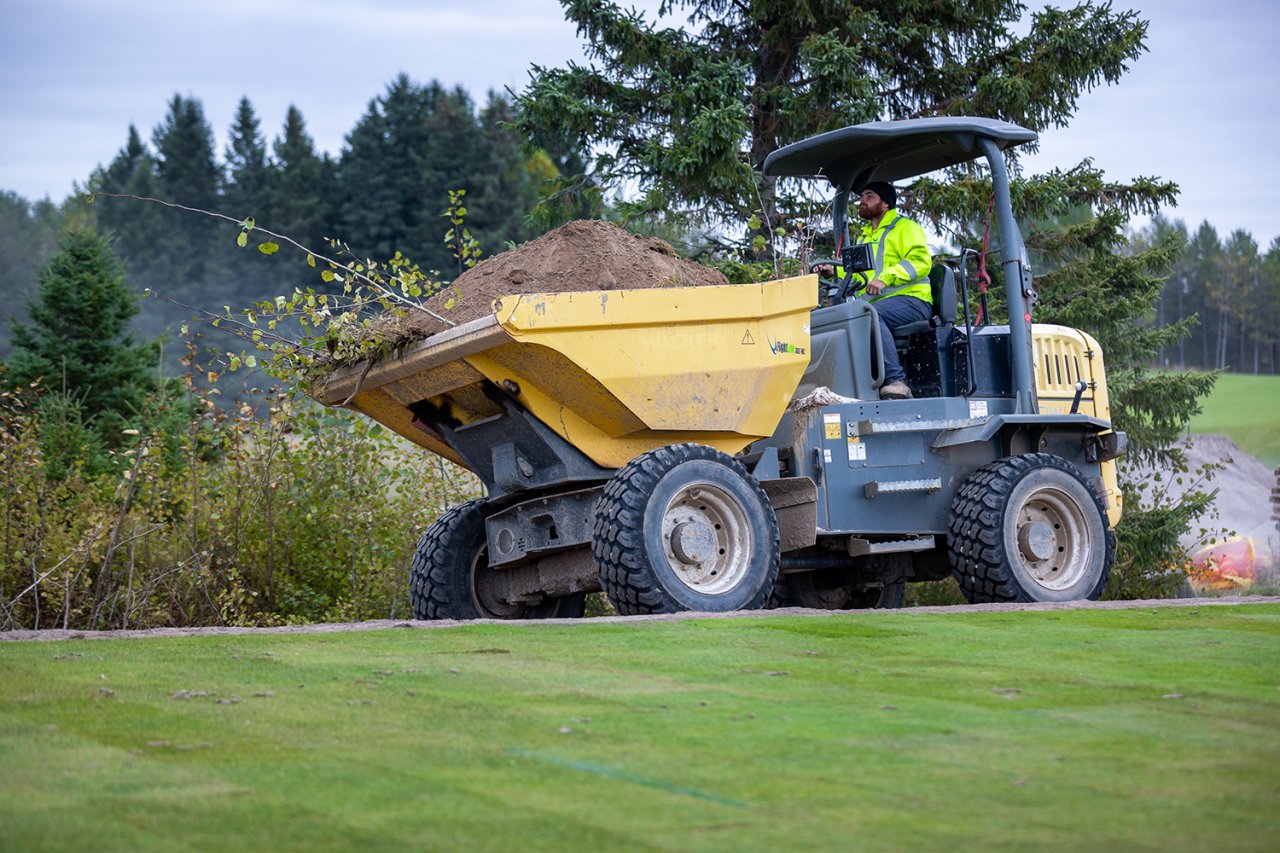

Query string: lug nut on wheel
[671,521,717,565]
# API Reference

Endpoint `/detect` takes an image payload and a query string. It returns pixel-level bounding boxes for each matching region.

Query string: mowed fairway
[1187,372,1280,466]
[3,605,1279,851]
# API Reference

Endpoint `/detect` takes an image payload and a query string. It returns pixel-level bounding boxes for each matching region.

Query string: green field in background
[1187,373,1280,466]
[3,606,1278,851]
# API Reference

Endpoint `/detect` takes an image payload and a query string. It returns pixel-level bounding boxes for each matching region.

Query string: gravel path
[3,595,1276,643]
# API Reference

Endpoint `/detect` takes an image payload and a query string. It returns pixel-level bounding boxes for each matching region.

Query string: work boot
[879,381,913,400]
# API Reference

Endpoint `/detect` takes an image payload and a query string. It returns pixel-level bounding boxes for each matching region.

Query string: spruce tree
[8,229,158,443]
[90,125,170,297]
[268,105,336,250]
[151,95,221,289]
[223,97,270,219]
[338,74,438,266]
[517,0,1149,226]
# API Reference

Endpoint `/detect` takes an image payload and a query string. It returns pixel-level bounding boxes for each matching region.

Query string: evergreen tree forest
[0,76,566,362]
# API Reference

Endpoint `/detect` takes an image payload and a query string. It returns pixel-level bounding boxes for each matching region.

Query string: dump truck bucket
[311,276,818,470]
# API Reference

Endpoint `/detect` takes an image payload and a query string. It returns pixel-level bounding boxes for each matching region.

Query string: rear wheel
[410,500,586,620]
[948,453,1113,603]
[592,444,779,615]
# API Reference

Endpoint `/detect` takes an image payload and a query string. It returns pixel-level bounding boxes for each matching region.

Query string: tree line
[1136,216,1280,374]
[0,74,584,360]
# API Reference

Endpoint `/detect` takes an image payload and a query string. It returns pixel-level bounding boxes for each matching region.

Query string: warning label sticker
[823,413,841,440]
[969,399,989,418]
[847,437,866,461]
[742,329,755,345]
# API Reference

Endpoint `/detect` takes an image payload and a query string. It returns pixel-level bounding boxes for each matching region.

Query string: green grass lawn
[3,606,1279,851]
[1187,373,1280,466]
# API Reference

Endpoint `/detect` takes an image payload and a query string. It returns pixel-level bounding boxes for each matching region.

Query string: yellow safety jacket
[846,209,932,305]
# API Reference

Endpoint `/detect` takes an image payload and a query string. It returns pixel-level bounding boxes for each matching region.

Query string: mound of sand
[1135,434,1278,554]
[397,220,729,339]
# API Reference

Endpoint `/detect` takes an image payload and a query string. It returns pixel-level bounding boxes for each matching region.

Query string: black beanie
[861,180,897,208]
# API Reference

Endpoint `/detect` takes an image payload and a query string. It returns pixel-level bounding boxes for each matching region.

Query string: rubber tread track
[592,444,779,615]
[947,453,1113,603]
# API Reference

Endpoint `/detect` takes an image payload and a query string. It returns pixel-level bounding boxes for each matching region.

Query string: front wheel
[592,444,780,615]
[948,453,1113,603]
[410,500,586,620]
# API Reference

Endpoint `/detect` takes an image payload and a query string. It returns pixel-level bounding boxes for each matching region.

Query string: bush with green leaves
[0,369,480,630]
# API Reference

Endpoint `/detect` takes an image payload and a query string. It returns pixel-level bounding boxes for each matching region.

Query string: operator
[819,181,932,400]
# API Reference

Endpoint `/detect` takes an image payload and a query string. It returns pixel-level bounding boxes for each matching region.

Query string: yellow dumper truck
[312,117,1125,619]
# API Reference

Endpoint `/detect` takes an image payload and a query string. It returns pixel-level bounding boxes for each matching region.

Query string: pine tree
[8,229,159,443]
[223,97,270,219]
[1183,222,1222,370]
[90,125,170,300]
[1215,231,1261,372]
[338,74,439,267]
[517,0,1149,227]
[337,76,552,275]
[151,95,222,289]
[267,105,336,250]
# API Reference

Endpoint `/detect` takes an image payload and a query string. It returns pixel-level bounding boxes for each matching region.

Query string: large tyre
[410,500,587,620]
[592,444,780,615]
[778,570,905,610]
[948,453,1113,603]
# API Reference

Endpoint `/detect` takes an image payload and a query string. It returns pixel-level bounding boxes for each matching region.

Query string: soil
[391,220,729,339]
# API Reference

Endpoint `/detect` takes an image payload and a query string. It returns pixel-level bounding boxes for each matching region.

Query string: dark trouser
[872,295,932,384]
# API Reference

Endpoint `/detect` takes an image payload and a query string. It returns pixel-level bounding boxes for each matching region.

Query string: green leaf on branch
[237,232,248,248]
[258,241,280,255]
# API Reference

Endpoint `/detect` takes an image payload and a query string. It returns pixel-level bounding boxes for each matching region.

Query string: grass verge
[3,606,1279,851]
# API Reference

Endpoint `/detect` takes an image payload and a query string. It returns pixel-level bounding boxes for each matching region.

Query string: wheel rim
[660,480,753,596]
[470,545,522,618]
[1012,485,1093,591]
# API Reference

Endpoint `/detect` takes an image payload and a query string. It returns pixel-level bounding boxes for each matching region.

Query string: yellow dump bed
[311,277,818,469]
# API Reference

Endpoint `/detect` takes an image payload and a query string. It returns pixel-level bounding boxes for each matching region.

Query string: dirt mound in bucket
[393,220,730,339]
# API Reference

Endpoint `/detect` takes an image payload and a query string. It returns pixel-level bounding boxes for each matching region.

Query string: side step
[846,536,936,556]
[863,477,942,498]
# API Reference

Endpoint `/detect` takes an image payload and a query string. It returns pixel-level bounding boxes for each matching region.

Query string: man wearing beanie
[828,181,933,399]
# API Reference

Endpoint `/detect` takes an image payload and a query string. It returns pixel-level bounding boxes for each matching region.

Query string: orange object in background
[1189,537,1260,591]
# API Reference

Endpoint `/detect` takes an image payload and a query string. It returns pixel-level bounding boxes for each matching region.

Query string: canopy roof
[762,117,1037,190]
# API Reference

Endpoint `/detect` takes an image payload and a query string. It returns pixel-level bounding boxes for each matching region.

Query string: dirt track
[3,595,1276,642]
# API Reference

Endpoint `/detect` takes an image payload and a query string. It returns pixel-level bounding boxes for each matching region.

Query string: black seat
[892,263,956,343]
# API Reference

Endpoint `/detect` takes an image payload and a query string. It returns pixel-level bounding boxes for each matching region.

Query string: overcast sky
[1,0,1277,246]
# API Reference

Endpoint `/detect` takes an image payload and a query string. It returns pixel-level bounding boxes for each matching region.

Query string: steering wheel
[808,259,865,305]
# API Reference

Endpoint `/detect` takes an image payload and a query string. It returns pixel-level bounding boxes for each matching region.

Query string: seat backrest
[930,263,957,326]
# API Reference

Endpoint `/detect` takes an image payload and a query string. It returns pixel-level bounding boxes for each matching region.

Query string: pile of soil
[1134,434,1278,554]
[395,220,729,339]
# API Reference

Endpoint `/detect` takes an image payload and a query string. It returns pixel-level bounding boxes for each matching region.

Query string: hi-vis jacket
[847,209,932,305]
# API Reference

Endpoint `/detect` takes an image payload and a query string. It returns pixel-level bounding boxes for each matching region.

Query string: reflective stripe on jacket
[849,209,932,305]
